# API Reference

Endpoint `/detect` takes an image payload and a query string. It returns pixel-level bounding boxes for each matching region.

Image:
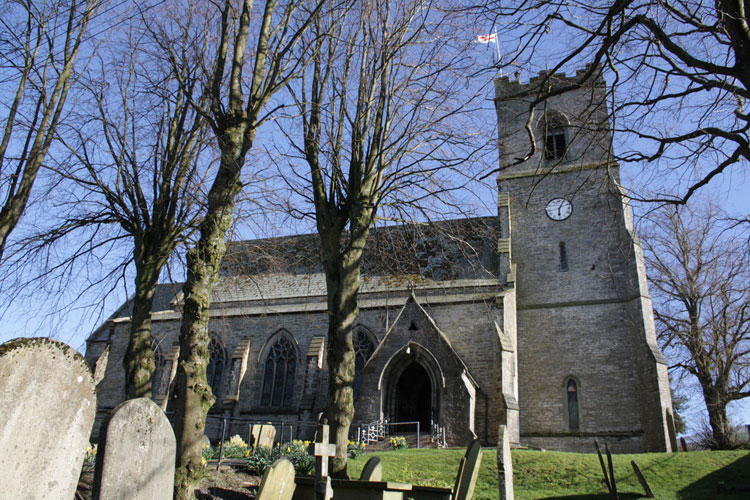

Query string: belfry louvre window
[567,378,580,430]
[261,337,297,407]
[544,126,567,160]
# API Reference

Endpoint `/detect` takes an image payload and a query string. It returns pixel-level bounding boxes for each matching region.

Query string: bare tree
[479,0,749,204]
[158,1,325,496]
[57,24,211,399]
[642,202,750,449]
[0,0,103,262]
[278,0,486,475]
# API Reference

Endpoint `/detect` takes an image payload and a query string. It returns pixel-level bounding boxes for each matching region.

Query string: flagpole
[494,26,501,76]
[494,27,500,63]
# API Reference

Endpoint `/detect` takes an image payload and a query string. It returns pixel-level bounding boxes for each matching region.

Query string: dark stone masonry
[86,69,675,453]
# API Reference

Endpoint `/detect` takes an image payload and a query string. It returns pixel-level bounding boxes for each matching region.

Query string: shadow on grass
[678,452,750,499]
[535,494,643,500]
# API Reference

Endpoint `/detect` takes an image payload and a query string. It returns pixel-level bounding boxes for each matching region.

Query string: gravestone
[93,344,110,386]
[497,424,514,500]
[630,461,655,498]
[453,439,483,500]
[252,424,277,448]
[359,456,383,481]
[666,410,678,452]
[93,398,176,499]
[680,437,688,452]
[0,338,96,500]
[256,458,297,500]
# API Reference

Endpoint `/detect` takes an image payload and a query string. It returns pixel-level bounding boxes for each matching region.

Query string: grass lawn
[347,448,750,499]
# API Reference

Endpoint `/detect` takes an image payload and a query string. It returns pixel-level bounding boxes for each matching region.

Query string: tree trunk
[123,237,170,399]
[123,261,159,399]
[704,387,732,449]
[173,140,246,500]
[321,215,372,478]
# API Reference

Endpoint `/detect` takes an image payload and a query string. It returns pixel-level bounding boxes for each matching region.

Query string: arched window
[207,336,226,400]
[353,328,376,399]
[261,336,297,407]
[566,378,580,431]
[151,340,165,395]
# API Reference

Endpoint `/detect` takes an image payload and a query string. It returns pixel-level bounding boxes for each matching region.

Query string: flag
[476,33,497,44]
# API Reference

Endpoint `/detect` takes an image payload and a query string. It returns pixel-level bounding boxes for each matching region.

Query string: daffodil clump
[81,444,97,472]
[246,441,314,476]
[347,440,367,458]
[390,436,408,450]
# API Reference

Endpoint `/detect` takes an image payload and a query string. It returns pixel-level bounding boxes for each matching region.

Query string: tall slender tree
[279,0,486,475]
[164,1,325,496]
[59,25,211,399]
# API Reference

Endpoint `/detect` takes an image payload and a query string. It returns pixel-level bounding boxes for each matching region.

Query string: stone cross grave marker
[310,424,336,500]
[497,424,514,500]
[0,338,97,500]
[256,458,297,500]
[92,397,176,500]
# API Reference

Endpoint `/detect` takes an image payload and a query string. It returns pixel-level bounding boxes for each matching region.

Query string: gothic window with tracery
[353,329,376,399]
[567,378,580,431]
[261,336,297,407]
[207,336,226,400]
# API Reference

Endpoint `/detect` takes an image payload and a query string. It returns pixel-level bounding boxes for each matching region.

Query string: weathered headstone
[497,424,514,500]
[630,460,655,498]
[93,344,110,386]
[594,439,613,495]
[605,443,619,500]
[359,456,383,481]
[256,458,297,500]
[680,437,689,452]
[92,397,176,499]
[453,439,483,500]
[0,338,96,500]
[252,424,277,449]
[310,424,336,500]
[666,410,679,453]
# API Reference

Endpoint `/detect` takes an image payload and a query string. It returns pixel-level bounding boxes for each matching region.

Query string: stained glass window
[207,336,226,399]
[261,337,297,407]
[353,329,376,399]
[151,340,164,395]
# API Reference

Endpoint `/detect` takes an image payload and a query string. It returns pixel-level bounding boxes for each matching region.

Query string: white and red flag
[476,33,497,44]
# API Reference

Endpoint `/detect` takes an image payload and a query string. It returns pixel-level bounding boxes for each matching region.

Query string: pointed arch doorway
[394,362,432,430]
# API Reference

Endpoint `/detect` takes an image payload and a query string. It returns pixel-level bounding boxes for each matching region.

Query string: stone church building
[86,68,676,453]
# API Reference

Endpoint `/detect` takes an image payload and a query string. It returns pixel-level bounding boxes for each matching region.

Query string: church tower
[494,66,676,452]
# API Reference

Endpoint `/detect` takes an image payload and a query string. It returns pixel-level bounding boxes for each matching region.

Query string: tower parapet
[494,64,612,176]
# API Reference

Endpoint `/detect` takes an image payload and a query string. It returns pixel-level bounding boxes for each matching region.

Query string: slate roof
[94,216,499,325]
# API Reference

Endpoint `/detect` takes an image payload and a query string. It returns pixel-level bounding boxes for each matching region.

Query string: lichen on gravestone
[0,338,97,500]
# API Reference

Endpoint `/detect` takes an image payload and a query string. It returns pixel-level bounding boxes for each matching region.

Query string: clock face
[546,198,572,221]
